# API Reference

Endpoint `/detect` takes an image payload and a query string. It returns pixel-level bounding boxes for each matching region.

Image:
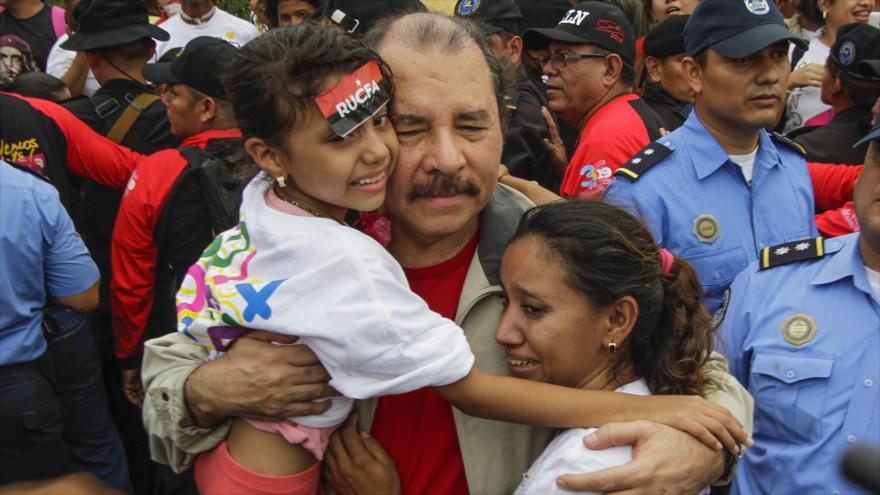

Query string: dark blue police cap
[684,0,807,58]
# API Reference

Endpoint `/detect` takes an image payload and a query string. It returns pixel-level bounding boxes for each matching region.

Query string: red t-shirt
[559,93,656,199]
[370,232,480,495]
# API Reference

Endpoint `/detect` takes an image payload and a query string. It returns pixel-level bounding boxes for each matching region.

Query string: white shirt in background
[784,36,831,133]
[155,8,259,58]
[46,34,100,97]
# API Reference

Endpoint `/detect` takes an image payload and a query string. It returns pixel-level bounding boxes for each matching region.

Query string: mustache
[408,174,481,201]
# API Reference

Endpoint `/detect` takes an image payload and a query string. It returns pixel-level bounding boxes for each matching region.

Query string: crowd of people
[0,0,878,494]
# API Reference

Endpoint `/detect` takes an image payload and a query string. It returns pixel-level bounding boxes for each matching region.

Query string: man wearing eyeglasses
[523,1,664,200]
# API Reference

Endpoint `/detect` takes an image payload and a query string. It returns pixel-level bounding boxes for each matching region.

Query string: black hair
[224,23,393,151]
[7,72,68,102]
[510,200,716,396]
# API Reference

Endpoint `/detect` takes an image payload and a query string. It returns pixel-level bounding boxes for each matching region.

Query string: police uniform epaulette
[771,132,806,155]
[760,236,825,270]
[615,142,672,181]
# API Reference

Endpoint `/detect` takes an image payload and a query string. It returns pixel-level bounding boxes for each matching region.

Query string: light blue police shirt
[604,111,817,313]
[0,162,99,366]
[721,233,880,495]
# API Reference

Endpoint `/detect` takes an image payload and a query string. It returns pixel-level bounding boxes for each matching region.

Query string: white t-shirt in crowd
[177,175,475,428]
[46,33,100,97]
[729,147,758,185]
[866,266,880,300]
[155,7,259,58]
[514,380,651,495]
[784,36,831,133]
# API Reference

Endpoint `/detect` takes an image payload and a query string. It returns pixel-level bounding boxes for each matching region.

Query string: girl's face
[495,236,616,390]
[272,85,398,219]
[650,0,699,23]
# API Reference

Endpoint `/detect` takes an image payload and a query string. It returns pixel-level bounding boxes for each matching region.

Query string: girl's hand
[324,414,401,495]
[640,395,752,454]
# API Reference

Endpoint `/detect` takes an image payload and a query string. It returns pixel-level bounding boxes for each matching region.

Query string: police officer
[604,0,816,314]
[719,120,880,494]
[789,23,880,165]
[640,14,693,131]
[454,0,563,190]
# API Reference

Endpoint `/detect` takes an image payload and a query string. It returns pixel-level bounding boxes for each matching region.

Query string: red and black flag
[315,60,390,138]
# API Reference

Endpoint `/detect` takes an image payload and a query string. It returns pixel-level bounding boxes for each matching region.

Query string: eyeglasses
[540,52,607,68]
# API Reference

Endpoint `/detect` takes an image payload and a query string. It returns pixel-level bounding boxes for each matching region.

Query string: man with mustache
[605,0,818,315]
[141,12,753,495]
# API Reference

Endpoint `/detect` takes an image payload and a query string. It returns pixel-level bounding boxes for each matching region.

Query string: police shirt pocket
[681,246,748,312]
[750,353,833,444]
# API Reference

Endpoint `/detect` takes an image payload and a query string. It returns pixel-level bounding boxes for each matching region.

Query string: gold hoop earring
[608,340,617,354]
[276,175,287,188]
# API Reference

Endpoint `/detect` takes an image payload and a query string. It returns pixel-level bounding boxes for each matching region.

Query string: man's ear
[244,136,288,180]
[603,53,625,88]
[644,56,663,84]
[506,35,524,62]
[681,56,703,96]
[199,97,218,125]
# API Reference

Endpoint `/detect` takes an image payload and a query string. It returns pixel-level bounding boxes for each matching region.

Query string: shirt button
[832,491,841,495]
[786,370,796,379]
[847,435,857,444]
[161,392,170,401]
[865,379,874,387]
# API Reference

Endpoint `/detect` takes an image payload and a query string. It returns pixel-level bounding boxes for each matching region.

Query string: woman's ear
[244,137,288,180]
[606,295,638,346]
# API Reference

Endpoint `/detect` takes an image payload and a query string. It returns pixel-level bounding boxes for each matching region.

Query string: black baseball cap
[141,37,237,100]
[453,0,522,36]
[523,1,636,66]
[829,23,880,82]
[684,0,807,58]
[61,0,169,51]
[644,15,688,59]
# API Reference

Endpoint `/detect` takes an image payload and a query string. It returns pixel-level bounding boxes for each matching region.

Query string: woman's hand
[788,63,825,89]
[639,395,752,454]
[541,106,569,173]
[323,415,401,495]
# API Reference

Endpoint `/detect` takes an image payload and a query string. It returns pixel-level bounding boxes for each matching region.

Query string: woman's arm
[436,367,750,454]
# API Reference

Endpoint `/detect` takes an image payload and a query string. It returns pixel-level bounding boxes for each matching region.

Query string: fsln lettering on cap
[314,60,390,138]
[560,9,589,26]
[760,237,825,270]
[615,142,672,181]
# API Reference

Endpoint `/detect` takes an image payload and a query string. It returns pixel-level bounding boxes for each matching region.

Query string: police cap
[829,23,880,82]
[684,0,807,58]
[454,0,523,36]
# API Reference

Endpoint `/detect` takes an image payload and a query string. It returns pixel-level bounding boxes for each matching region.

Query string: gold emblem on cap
[781,313,817,346]
[693,214,720,243]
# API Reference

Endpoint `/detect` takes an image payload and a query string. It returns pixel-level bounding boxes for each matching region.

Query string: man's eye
[396,129,423,138]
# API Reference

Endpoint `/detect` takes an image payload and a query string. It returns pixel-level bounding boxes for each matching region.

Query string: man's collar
[684,112,780,180]
[179,127,241,147]
[809,233,874,298]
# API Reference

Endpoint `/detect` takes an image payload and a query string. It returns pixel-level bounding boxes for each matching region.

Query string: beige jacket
[141,185,753,493]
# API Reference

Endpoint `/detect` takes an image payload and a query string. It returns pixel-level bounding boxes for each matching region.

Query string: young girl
[178,25,748,494]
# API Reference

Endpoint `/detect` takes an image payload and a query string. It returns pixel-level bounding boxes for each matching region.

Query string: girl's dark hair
[511,200,716,396]
[224,23,393,150]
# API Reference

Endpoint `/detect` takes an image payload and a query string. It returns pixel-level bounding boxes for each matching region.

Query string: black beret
[644,14,688,59]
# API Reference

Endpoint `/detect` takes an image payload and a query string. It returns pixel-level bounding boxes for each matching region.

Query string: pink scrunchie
[659,248,675,275]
